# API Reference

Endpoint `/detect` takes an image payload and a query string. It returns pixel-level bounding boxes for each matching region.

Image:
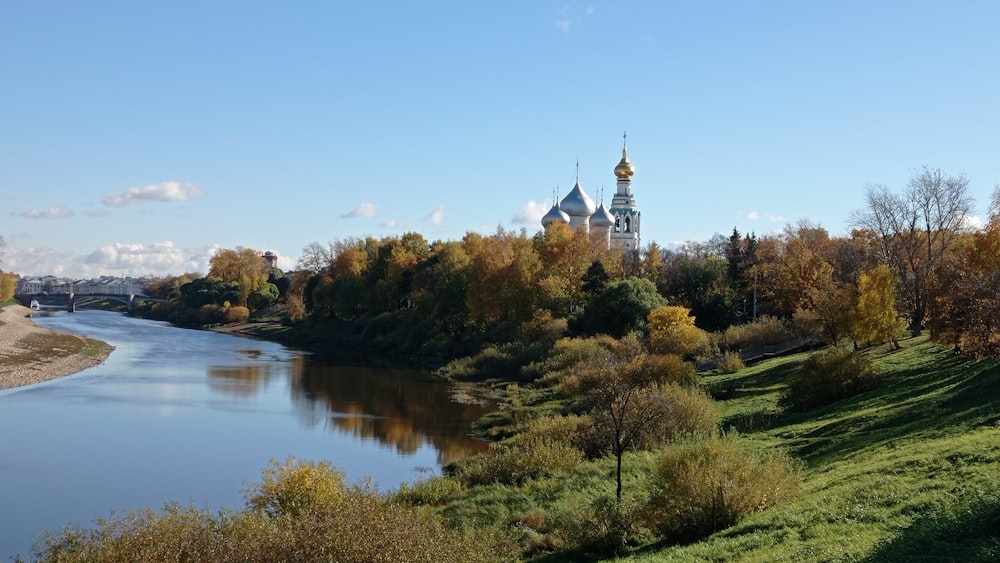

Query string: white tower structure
[609,132,640,252]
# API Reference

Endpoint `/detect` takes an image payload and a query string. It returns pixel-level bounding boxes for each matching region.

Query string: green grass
[612,338,1000,561]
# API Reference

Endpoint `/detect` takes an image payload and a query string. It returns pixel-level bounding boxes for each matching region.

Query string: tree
[464,227,541,334]
[852,167,973,336]
[660,252,739,331]
[559,335,673,503]
[851,264,905,349]
[297,241,335,274]
[209,247,268,306]
[647,305,709,358]
[570,277,667,337]
[581,260,610,295]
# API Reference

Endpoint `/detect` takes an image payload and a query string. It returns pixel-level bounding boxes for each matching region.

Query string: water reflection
[204,354,493,466]
[294,362,492,465]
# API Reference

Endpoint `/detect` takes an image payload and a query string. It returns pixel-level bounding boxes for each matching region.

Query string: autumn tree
[755,222,835,318]
[464,227,541,335]
[534,222,593,315]
[851,264,905,349]
[928,189,1000,356]
[559,334,717,503]
[852,167,973,336]
[647,305,709,358]
[410,241,471,337]
[209,246,268,307]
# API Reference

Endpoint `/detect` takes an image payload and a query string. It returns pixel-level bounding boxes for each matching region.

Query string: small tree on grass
[560,334,717,503]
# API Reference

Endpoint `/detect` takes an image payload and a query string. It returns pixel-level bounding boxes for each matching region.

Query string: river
[0,310,493,560]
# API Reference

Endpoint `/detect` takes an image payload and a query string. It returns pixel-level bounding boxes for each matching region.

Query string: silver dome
[541,203,571,227]
[559,181,597,217]
[590,202,614,228]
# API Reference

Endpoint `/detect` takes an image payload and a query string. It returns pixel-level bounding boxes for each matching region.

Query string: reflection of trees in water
[289,362,494,466]
[207,364,273,398]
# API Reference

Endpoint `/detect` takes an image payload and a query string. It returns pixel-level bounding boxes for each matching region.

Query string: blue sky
[3,1,998,278]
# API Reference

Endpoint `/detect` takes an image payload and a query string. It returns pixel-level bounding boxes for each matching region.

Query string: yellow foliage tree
[851,264,905,349]
[647,305,709,358]
[209,246,267,306]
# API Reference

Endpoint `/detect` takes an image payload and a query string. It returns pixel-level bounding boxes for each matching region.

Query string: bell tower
[609,132,640,252]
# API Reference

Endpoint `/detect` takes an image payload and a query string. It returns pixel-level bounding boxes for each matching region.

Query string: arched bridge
[21,293,165,313]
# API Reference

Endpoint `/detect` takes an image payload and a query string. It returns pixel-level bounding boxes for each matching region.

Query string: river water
[0,310,492,559]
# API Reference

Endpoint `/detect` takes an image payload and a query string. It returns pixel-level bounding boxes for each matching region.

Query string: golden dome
[614,145,635,179]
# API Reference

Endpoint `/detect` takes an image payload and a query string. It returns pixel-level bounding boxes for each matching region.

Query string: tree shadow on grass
[862,496,1000,562]
[767,347,1000,466]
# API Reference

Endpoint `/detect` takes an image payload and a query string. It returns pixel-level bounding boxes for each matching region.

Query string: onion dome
[614,145,635,179]
[560,180,597,217]
[590,202,614,229]
[541,202,571,227]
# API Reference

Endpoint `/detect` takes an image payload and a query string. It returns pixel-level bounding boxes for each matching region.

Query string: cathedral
[541,133,641,252]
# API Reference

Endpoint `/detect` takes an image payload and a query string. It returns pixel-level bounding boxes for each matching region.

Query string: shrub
[645,434,802,543]
[394,475,465,506]
[629,353,700,386]
[452,433,583,486]
[782,347,880,411]
[38,458,517,563]
[554,493,648,555]
[717,315,795,352]
[244,456,347,518]
[717,351,746,374]
[225,305,251,324]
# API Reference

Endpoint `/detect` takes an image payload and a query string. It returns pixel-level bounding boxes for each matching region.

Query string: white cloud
[512,200,550,224]
[342,202,377,218]
[424,205,445,225]
[102,181,203,207]
[18,206,74,219]
[746,210,785,223]
[961,214,986,232]
[85,208,112,218]
[380,218,413,229]
[81,241,213,276]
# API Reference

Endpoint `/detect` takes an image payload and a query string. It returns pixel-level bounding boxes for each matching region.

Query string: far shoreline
[0,303,115,391]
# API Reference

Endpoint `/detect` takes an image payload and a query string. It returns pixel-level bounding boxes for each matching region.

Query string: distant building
[262,251,278,269]
[541,133,641,252]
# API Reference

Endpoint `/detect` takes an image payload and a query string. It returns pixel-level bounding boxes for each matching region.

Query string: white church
[541,133,641,252]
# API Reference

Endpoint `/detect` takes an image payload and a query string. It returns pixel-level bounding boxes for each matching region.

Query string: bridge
[20,292,165,313]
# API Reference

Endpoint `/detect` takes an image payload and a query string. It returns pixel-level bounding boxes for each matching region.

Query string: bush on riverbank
[34,457,517,563]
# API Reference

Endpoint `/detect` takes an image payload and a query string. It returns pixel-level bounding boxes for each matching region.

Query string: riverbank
[0,303,114,390]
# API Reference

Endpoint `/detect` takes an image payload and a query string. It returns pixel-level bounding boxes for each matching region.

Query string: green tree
[570,277,667,337]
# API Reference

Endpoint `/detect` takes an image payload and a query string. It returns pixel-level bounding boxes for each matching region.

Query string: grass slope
[619,337,1000,562]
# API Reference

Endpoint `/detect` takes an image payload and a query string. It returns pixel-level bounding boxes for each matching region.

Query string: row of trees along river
[138,167,1000,362]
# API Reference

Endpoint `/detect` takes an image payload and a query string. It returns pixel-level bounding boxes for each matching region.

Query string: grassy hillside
[618,337,1000,561]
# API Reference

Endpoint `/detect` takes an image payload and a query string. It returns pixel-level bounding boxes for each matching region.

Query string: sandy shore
[0,304,114,390]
